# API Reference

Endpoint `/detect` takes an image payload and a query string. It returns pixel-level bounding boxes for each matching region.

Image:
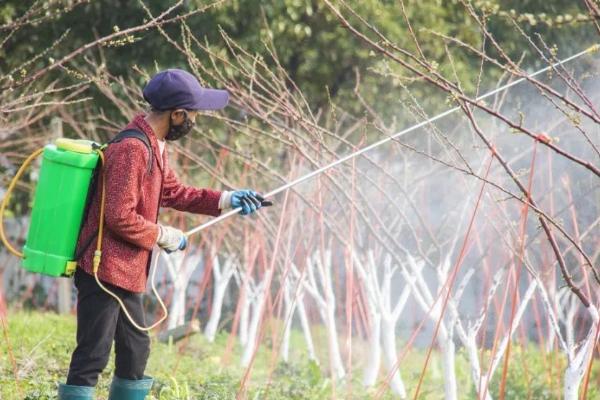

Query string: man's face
[170,109,198,125]
[165,109,198,141]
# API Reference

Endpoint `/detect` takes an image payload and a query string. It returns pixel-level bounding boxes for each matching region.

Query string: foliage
[1,311,598,399]
[0,0,596,120]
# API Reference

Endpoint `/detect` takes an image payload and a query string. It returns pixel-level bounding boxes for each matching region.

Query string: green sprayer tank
[22,139,99,277]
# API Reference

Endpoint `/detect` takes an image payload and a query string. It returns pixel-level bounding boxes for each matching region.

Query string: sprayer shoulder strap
[75,129,153,262]
[107,129,153,174]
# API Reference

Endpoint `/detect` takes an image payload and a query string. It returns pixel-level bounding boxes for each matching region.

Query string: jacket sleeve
[161,161,222,217]
[103,139,160,250]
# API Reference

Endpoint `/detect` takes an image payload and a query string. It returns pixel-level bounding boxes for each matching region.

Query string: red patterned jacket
[76,114,222,292]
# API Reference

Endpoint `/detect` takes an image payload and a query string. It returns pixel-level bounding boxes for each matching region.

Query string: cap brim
[192,88,229,110]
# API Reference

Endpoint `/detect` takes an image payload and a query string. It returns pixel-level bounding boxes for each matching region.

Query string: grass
[0,310,598,399]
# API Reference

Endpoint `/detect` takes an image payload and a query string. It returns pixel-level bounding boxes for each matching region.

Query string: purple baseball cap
[143,69,229,111]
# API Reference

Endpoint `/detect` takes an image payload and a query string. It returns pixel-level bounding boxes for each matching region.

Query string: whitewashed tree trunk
[241,279,266,367]
[352,250,415,398]
[545,285,560,353]
[530,278,600,400]
[439,331,457,400]
[161,250,200,330]
[362,310,381,387]
[401,254,459,400]
[299,251,346,379]
[234,268,251,347]
[267,266,321,365]
[317,251,345,380]
[296,292,318,362]
[454,267,505,400]
[563,305,599,399]
[281,278,298,363]
[353,256,382,388]
[478,278,538,399]
[562,293,578,357]
[204,254,236,342]
[239,296,250,346]
[463,332,492,400]
[381,316,407,398]
[324,300,345,380]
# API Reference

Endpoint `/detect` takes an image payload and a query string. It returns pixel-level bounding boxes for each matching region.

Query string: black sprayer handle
[254,193,273,208]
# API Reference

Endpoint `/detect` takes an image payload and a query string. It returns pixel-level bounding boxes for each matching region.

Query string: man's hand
[230,189,269,215]
[157,225,187,253]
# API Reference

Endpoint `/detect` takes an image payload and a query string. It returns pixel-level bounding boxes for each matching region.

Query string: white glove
[157,225,187,252]
[219,190,233,210]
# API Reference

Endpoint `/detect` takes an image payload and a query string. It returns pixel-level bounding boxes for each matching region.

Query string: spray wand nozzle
[254,193,273,207]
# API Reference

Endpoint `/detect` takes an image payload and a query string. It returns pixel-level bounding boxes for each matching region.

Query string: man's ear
[170,109,185,124]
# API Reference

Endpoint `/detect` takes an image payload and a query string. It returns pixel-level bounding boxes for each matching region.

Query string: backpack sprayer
[0,133,171,331]
[0,45,595,331]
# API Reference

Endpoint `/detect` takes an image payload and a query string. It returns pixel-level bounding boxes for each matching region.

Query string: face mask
[166,111,195,141]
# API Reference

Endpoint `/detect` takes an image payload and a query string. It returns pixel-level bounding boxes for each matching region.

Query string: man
[58,69,265,399]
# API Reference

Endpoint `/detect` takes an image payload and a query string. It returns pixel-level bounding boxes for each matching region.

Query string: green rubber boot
[58,383,95,399]
[108,375,154,400]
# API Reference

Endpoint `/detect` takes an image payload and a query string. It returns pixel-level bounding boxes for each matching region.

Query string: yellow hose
[0,148,44,258]
[0,146,168,332]
[92,150,168,331]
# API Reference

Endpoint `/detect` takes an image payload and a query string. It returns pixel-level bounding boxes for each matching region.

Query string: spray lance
[185,44,599,235]
[0,45,597,331]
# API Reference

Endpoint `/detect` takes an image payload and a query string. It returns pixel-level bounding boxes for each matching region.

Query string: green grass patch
[0,310,598,399]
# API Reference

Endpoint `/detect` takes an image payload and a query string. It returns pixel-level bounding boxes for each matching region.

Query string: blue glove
[231,189,264,215]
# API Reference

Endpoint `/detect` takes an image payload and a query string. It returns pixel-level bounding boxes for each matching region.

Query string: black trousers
[66,268,150,386]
